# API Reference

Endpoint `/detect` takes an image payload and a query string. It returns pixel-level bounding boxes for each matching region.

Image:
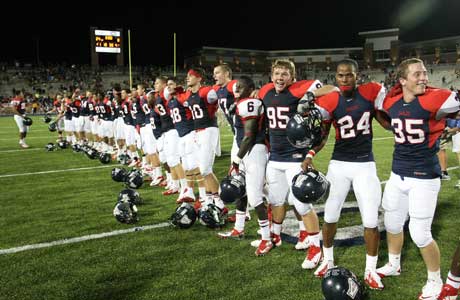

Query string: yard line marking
[0,222,170,255]
[0,165,116,178]
[0,136,55,141]
[0,148,42,153]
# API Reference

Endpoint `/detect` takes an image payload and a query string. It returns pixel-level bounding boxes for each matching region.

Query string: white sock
[365,254,378,271]
[298,220,306,231]
[155,167,162,177]
[273,222,282,236]
[323,246,334,262]
[258,219,270,241]
[446,271,460,289]
[199,187,206,200]
[234,210,246,232]
[179,179,187,190]
[172,179,179,190]
[308,232,320,247]
[428,270,442,283]
[389,253,401,267]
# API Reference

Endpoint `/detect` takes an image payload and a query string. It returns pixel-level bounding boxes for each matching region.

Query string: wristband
[233,156,242,164]
[306,150,316,159]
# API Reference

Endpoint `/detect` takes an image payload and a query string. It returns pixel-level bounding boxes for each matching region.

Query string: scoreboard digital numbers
[94,30,121,53]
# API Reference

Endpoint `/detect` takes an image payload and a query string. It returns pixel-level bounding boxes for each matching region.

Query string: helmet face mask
[286,110,323,149]
[57,140,68,149]
[322,267,363,300]
[291,169,330,203]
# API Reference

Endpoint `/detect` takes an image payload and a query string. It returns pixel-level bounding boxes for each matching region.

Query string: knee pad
[293,200,313,216]
[167,155,180,168]
[409,218,433,248]
[323,199,343,224]
[384,210,405,235]
[199,164,212,177]
[361,211,379,229]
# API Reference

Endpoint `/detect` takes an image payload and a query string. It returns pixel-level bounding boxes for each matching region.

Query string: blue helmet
[291,169,329,203]
[286,109,323,149]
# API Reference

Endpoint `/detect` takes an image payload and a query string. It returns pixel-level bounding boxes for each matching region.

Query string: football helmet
[219,172,246,204]
[125,169,144,189]
[99,152,111,164]
[113,201,139,224]
[112,168,128,183]
[48,122,57,132]
[322,267,363,300]
[199,203,226,228]
[117,153,131,165]
[57,140,68,149]
[118,188,142,205]
[23,116,33,126]
[45,143,56,151]
[85,148,98,159]
[291,169,329,203]
[43,115,52,123]
[72,144,82,153]
[286,110,323,149]
[169,202,197,229]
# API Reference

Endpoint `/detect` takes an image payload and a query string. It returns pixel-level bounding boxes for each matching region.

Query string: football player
[305,59,388,289]
[258,59,338,267]
[217,76,272,256]
[11,90,29,148]
[377,58,460,300]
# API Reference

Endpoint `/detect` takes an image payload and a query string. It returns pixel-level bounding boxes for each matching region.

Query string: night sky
[2,0,459,66]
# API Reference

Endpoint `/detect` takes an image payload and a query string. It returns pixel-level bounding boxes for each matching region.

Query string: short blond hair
[397,58,424,79]
[271,59,295,78]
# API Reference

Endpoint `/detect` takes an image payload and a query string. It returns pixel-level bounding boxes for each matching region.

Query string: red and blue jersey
[155,91,175,133]
[11,97,26,114]
[315,82,386,162]
[168,89,194,137]
[235,97,266,148]
[260,80,322,162]
[215,80,237,132]
[381,88,459,179]
[185,86,219,130]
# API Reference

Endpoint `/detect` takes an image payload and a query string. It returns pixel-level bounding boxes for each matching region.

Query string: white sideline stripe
[0,148,42,153]
[0,136,54,141]
[0,165,116,178]
[0,222,170,255]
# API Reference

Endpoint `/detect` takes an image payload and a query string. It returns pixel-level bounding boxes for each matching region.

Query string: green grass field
[0,115,459,300]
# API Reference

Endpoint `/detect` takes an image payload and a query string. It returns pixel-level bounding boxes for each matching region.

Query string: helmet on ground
[45,143,56,151]
[199,203,226,228]
[43,115,52,123]
[169,202,197,229]
[112,168,128,183]
[118,188,142,205]
[57,140,68,149]
[113,201,139,224]
[99,152,111,164]
[322,267,363,300]
[125,169,144,189]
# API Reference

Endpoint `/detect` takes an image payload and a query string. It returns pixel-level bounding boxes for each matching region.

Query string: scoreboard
[94,30,121,53]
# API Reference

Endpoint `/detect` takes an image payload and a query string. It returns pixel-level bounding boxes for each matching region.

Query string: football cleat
[163,188,179,196]
[128,158,141,168]
[376,262,401,278]
[19,142,29,148]
[364,270,384,290]
[227,214,251,223]
[149,175,164,187]
[437,283,459,300]
[295,230,310,250]
[418,279,443,300]
[217,228,244,240]
[314,260,335,278]
[176,187,195,204]
[301,245,322,269]
[251,233,281,248]
[255,240,273,256]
